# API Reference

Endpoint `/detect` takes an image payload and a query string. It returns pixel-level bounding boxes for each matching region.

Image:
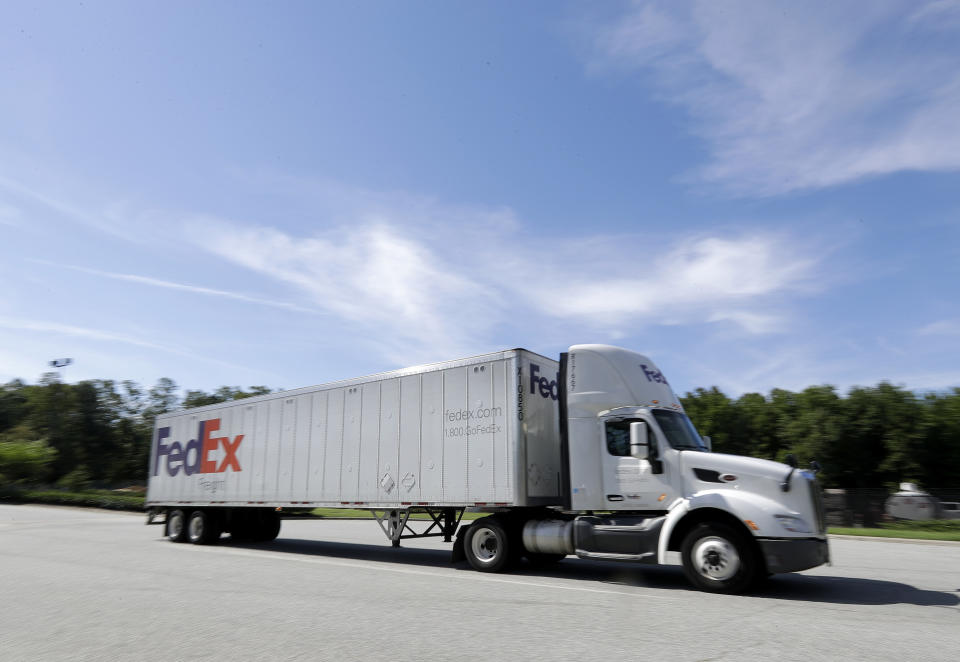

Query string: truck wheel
[681,522,758,593]
[167,509,188,543]
[464,517,515,572]
[187,510,220,545]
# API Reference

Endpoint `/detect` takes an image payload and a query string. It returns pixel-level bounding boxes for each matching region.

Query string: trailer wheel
[167,509,188,543]
[252,510,281,542]
[680,522,757,593]
[228,511,255,542]
[187,510,220,545]
[464,517,515,573]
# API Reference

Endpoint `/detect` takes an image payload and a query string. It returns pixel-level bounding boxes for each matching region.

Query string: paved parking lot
[2,504,958,661]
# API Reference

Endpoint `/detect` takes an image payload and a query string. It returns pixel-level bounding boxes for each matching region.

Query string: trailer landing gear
[372,507,464,548]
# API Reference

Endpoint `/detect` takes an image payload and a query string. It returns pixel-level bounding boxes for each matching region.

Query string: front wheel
[681,522,759,593]
[463,517,516,572]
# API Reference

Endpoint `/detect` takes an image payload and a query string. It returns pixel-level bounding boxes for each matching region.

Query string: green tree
[0,379,29,433]
[182,385,271,409]
[681,387,748,455]
[0,424,56,484]
[779,386,843,481]
[918,389,960,487]
[26,373,78,479]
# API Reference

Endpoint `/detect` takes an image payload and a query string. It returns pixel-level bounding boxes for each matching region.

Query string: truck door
[600,416,676,511]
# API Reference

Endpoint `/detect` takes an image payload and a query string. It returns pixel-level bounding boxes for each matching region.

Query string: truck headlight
[774,515,812,533]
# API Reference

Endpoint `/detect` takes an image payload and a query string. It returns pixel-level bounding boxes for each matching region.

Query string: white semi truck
[146,345,829,593]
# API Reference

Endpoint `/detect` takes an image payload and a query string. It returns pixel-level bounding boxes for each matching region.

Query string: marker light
[774,515,812,533]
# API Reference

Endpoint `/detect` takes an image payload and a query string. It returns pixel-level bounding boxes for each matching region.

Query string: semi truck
[146,344,829,593]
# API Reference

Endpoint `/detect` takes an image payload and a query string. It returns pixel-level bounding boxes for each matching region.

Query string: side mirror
[702,435,712,452]
[629,421,649,460]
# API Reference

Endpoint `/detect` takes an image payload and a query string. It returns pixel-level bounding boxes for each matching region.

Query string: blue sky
[1,0,959,398]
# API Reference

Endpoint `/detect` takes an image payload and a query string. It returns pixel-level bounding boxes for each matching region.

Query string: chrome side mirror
[702,435,712,452]
[629,421,649,460]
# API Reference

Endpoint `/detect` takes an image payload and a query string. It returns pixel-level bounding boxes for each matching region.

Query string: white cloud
[591,0,960,195]
[36,261,317,314]
[0,203,22,227]
[182,206,820,366]
[501,233,816,331]
[0,316,183,354]
[918,319,960,336]
[909,0,960,29]
[0,316,250,373]
[185,218,503,364]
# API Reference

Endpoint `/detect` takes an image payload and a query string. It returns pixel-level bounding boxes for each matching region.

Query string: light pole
[49,358,73,382]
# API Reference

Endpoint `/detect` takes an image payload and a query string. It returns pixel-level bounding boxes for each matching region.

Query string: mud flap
[451,523,469,563]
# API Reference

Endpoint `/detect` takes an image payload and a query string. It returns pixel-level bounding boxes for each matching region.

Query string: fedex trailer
[147,345,829,593]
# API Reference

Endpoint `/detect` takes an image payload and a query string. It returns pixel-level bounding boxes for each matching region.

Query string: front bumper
[757,537,830,574]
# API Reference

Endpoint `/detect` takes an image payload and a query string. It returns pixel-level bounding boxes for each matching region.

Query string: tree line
[1,373,958,490]
[0,373,270,489]
[680,384,960,489]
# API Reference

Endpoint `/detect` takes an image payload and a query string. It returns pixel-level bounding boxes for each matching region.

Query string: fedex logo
[153,418,243,477]
[529,363,559,401]
[641,364,669,386]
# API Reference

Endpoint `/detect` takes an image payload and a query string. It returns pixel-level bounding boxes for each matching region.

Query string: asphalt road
[1,504,958,662]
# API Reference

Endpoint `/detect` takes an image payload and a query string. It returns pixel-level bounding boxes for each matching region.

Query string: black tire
[252,509,281,542]
[463,517,517,573]
[228,510,255,542]
[187,510,221,545]
[167,508,188,543]
[680,522,759,593]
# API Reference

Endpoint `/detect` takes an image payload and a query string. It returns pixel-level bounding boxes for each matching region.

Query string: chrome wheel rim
[470,528,499,564]
[188,514,203,541]
[169,512,184,538]
[692,536,740,581]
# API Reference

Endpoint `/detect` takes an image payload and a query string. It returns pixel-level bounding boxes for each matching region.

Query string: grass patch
[875,519,960,532]
[17,489,146,512]
[829,525,960,541]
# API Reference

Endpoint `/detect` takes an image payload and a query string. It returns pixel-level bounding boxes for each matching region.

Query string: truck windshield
[651,410,708,451]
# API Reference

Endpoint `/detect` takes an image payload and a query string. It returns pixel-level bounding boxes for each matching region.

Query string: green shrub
[0,427,57,484]
[56,466,93,491]
[21,489,145,511]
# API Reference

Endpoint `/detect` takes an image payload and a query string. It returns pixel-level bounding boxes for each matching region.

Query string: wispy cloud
[0,316,184,354]
[33,260,318,314]
[0,173,157,243]
[183,207,822,364]
[3,166,827,368]
[590,0,960,195]
[918,319,960,336]
[0,316,252,374]
[185,219,503,363]
[0,203,21,227]
[515,234,816,331]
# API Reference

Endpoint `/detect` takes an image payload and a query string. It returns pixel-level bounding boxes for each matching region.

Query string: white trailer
[147,345,829,593]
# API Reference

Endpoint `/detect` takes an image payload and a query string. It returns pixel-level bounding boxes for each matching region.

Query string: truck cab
[468,344,829,593]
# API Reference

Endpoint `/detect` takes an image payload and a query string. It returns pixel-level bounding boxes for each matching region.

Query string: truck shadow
[520,563,959,607]
[224,537,958,607]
